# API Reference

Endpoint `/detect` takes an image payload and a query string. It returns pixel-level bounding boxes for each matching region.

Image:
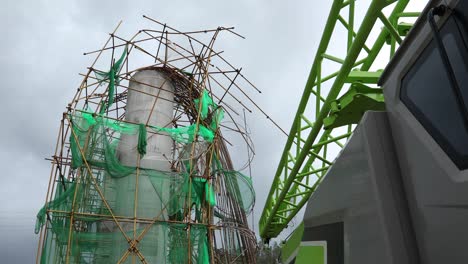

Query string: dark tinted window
[401,16,468,169]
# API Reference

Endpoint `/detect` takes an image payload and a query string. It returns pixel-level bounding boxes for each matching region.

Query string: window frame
[400,15,468,170]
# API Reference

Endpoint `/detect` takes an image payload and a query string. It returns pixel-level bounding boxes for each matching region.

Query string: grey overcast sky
[0,0,427,262]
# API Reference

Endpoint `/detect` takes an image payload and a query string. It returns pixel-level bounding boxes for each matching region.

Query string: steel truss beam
[259,0,421,241]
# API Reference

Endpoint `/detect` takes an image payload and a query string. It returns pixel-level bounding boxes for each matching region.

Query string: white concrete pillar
[113,69,174,263]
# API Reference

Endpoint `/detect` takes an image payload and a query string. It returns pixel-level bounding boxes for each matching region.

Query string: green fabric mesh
[69,112,215,170]
[210,107,224,131]
[36,112,219,244]
[149,124,214,144]
[194,90,215,120]
[194,90,224,132]
[205,181,216,207]
[137,124,147,156]
[222,170,255,213]
[35,181,77,234]
[94,46,128,114]
[38,112,215,230]
[36,89,255,263]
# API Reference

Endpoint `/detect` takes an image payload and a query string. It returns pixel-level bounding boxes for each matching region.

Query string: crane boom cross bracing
[259,0,421,241]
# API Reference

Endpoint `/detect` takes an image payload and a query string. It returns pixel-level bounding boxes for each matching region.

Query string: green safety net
[194,90,215,120]
[210,106,224,131]
[168,224,210,264]
[194,90,225,131]
[36,179,202,262]
[187,177,216,207]
[35,181,76,234]
[205,181,216,207]
[222,170,255,213]
[137,124,147,156]
[69,111,215,170]
[149,124,215,144]
[94,46,128,114]
[36,90,254,263]
[35,110,218,263]
[39,218,210,264]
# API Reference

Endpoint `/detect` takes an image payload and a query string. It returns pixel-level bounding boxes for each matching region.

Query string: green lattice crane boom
[259,0,422,241]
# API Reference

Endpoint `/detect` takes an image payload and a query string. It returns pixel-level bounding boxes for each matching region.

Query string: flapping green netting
[194,90,225,131]
[187,177,217,208]
[35,111,220,232]
[94,46,128,114]
[222,170,255,213]
[194,90,215,120]
[69,111,215,170]
[35,181,77,234]
[149,124,215,144]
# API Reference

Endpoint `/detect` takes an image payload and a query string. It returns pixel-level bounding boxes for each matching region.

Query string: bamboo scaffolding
[35,18,277,264]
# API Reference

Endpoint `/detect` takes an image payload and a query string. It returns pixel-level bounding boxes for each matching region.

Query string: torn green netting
[94,46,128,114]
[176,177,217,221]
[69,115,135,176]
[210,107,224,131]
[69,112,215,170]
[205,181,216,207]
[181,160,216,208]
[194,90,225,131]
[37,109,227,264]
[99,137,137,178]
[71,90,221,169]
[68,111,217,210]
[137,124,147,156]
[149,124,214,144]
[194,90,216,120]
[35,181,77,234]
[69,112,214,183]
[221,170,255,213]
